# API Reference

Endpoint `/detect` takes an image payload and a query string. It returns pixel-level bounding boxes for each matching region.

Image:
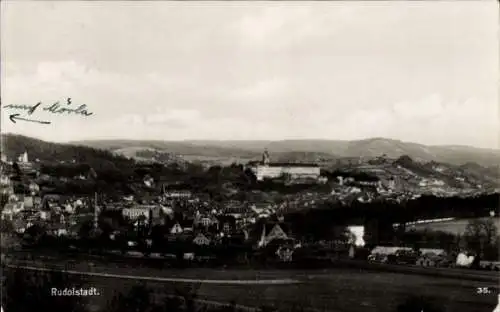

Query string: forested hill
[75,137,500,167]
[1,134,134,172]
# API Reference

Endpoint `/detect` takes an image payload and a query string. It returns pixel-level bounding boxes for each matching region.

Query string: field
[409,218,500,235]
[5,255,499,312]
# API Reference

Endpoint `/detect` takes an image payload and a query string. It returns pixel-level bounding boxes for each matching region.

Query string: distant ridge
[2,134,499,188]
[1,133,499,167]
[71,137,500,167]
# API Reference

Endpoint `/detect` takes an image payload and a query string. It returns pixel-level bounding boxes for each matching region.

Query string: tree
[25,223,46,244]
[464,219,498,260]
[12,162,22,177]
[174,283,202,312]
[78,220,95,239]
[0,218,13,233]
[0,193,9,209]
[396,295,445,312]
[3,268,85,312]
[109,284,151,312]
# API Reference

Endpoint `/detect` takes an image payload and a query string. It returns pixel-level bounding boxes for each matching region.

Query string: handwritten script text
[3,98,94,117]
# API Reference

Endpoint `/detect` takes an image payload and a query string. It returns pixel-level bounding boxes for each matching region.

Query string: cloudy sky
[1,1,498,148]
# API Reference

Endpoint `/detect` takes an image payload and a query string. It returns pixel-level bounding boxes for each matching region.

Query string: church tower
[262,149,270,166]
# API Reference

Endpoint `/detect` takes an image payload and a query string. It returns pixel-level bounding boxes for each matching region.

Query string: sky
[1,1,499,148]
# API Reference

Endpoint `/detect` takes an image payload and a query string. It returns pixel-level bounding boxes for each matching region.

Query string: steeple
[262,149,270,165]
[258,224,266,247]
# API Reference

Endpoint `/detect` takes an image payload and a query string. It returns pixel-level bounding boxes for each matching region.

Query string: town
[1,136,499,271]
[2,2,499,311]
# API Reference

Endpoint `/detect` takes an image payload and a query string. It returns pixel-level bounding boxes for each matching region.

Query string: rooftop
[259,163,320,168]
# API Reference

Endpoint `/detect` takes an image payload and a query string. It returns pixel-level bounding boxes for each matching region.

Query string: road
[4,255,500,312]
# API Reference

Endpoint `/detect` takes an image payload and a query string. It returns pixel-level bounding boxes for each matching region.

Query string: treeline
[317,193,499,222]
[284,194,499,241]
[35,161,330,197]
[3,134,134,173]
[400,226,499,261]
[29,162,248,198]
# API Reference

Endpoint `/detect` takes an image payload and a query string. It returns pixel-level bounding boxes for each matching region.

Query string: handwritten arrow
[9,113,51,125]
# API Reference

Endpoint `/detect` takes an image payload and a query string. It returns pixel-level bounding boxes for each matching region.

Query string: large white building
[249,150,321,181]
[17,151,29,163]
[122,204,161,221]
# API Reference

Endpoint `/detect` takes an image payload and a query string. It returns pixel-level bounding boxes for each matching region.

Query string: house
[46,220,67,237]
[357,181,380,187]
[193,233,211,246]
[1,204,16,220]
[170,222,183,234]
[217,215,237,234]
[41,194,63,210]
[224,201,247,214]
[55,228,68,237]
[160,205,174,217]
[123,195,134,201]
[39,211,51,220]
[12,219,29,234]
[8,193,18,202]
[0,175,11,186]
[4,202,24,214]
[163,186,192,200]
[201,216,216,227]
[33,196,42,207]
[143,176,155,188]
[194,215,219,229]
[123,207,149,220]
[122,204,161,221]
[23,196,35,210]
[1,185,14,195]
[29,182,40,195]
[258,223,291,248]
[180,220,194,233]
[249,202,272,214]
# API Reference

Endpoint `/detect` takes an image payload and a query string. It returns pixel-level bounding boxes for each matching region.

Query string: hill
[73,137,500,167]
[74,139,261,159]
[1,134,134,172]
[2,134,498,192]
[112,147,186,164]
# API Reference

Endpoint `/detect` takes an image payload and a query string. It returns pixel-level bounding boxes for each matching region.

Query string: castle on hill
[249,149,321,182]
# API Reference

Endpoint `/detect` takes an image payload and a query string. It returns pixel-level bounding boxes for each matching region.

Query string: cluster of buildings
[1,164,297,252]
[102,190,297,252]
[344,160,490,198]
[1,151,36,172]
[1,146,496,261]
[248,150,323,183]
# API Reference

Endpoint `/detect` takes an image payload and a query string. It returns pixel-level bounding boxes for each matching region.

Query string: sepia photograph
[0,1,499,312]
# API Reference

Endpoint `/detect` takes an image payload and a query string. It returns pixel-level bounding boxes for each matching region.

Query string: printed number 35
[477,287,490,294]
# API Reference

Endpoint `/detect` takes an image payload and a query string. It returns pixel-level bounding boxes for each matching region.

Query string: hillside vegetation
[1,134,134,173]
[2,134,498,191]
[74,137,500,167]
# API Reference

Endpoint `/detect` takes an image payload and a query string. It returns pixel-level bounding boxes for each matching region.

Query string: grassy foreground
[2,260,498,312]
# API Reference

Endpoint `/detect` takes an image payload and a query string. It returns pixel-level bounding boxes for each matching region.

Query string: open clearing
[408,217,500,235]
